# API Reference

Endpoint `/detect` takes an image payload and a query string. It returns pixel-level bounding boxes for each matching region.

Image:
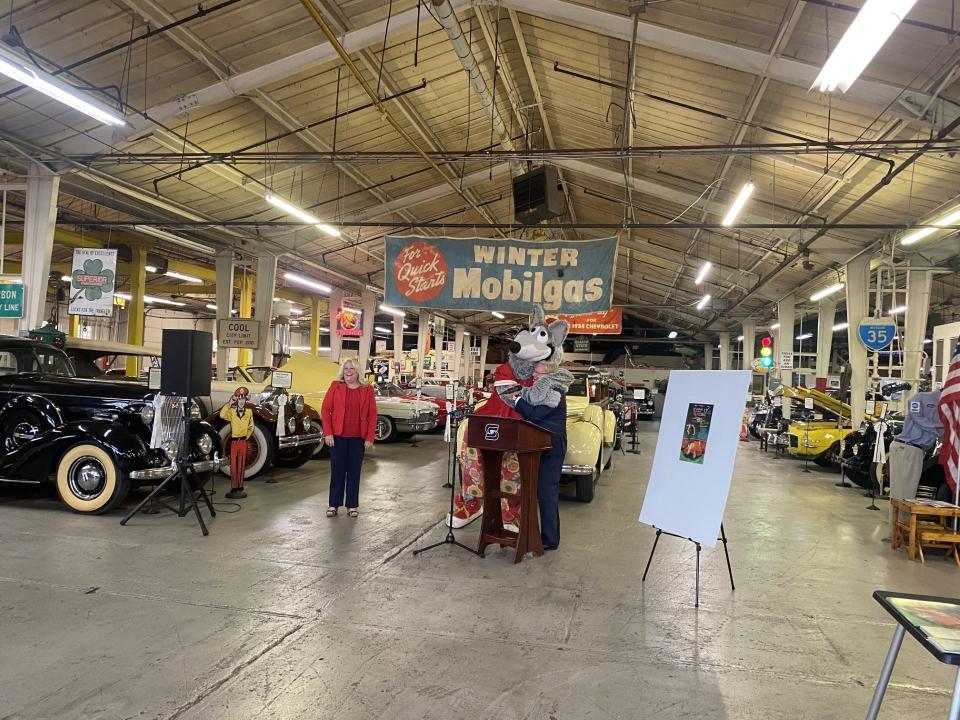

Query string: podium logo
[484,424,500,441]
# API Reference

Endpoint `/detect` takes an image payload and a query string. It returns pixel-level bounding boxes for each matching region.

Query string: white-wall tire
[218,420,274,479]
[55,444,128,514]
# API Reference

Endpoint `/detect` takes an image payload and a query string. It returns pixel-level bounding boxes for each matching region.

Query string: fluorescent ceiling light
[132,225,215,255]
[770,323,780,330]
[492,311,505,319]
[0,46,126,126]
[403,324,409,329]
[737,335,744,341]
[115,292,132,300]
[924,338,932,344]
[60,275,71,282]
[696,294,711,310]
[812,0,918,93]
[145,265,158,273]
[796,333,814,341]
[810,283,844,301]
[342,307,362,315]
[888,305,907,315]
[833,322,849,331]
[290,320,299,326]
[289,308,303,315]
[668,331,678,339]
[464,331,471,336]
[320,327,330,332]
[144,295,186,307]
[694,261,712,285]
[283,271,331,294]
[902,206,960,246]
[721,182,754,226]
[374,326,391,333]
[205,304,217,311]
[266,193,340,237]
[165,270,202,283]
[379,304,405,317]
[290,345,330,352]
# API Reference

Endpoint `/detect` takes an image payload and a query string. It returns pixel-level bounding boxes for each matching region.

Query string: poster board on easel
[639,370,751,547]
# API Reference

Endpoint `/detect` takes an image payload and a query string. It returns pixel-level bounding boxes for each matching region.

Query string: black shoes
[225,488,247,499]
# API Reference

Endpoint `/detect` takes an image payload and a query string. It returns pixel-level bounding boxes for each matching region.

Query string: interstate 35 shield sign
[857,317,897,351]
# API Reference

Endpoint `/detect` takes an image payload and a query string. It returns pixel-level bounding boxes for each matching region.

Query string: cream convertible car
[562,370,621,502]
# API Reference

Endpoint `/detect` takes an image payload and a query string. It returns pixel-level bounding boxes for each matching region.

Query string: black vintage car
[0,337,221,514]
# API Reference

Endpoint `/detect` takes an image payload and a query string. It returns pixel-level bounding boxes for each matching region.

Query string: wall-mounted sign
[336,307,363,337]
[445,341,456,352]
[779,351,794,370]
[858,317,897,351]
[470,345,481,356]
[68,248,117,317]
[384,235,618,314]
[0,281,24,318]
[375,339,387,354]
[547,308,622,334]
[573,337,590,353]
[217,318,260,348]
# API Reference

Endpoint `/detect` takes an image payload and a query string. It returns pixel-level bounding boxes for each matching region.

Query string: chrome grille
[149,395,187,451]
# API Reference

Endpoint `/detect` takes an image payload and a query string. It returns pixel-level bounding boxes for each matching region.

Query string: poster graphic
[680,403,714,464]
[385,235,618,314]
[68,248,117,317]
[547,308,622,334]
[336,307,362,337]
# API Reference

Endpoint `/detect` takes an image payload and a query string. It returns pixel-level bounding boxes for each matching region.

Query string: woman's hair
[336,357,369,385]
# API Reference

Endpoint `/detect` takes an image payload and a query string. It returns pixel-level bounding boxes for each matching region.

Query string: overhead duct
[431,0,520,172]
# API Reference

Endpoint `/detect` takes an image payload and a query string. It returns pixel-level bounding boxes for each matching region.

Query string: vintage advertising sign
[779,351,794,370]
[0,281,24,318]
[217,319,260,348]
[384,235,618,313]
[639,370,752,547]
[68,248,117,317]
[337,307,363,337]
[548,308,622,334]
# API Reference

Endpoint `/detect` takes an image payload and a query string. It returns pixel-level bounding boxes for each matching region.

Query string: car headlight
[287,416,297,434]
[190,400,201,421]
[161,440,179,460]
[290,393,305,414]
[140,404,155,425]
[197,434,213,456]
[302,416,312,432]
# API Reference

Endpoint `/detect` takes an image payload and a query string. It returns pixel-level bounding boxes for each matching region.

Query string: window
[0,351,17,375]
[34,350,75,377]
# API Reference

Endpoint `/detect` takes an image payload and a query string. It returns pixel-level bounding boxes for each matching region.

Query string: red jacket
[321,381,377,442]
[475,362,533,419]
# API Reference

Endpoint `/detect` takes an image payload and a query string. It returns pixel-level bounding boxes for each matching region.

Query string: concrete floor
[1,424,959,719]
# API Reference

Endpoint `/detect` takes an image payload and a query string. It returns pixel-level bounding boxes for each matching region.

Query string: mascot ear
[531,304,546,327]
[549,319,569,347]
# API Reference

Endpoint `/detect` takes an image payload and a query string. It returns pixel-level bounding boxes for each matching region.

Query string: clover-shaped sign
[71,258,115,301]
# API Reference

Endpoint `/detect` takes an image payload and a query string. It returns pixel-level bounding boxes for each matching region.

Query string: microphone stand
[414,405,482,558]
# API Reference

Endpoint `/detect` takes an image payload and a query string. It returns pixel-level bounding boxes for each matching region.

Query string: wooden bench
[917,528,960,566]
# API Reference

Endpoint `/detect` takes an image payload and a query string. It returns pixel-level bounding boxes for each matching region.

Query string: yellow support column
[68,314,80,337]
[238,272,254,367]
[309,297,328,355]
[125,244,148,376]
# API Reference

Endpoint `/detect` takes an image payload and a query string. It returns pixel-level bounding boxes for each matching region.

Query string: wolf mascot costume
[451,305,571,527]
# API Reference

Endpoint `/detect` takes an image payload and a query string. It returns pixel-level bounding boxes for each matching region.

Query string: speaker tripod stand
[121,459,217,535]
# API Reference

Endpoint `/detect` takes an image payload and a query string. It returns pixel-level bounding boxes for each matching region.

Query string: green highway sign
[0,283,24,318]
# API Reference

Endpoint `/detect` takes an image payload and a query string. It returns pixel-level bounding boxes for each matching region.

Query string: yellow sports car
[777,386,874,465]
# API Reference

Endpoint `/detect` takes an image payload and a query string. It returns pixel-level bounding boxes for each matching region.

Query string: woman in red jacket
[321,358,377,518]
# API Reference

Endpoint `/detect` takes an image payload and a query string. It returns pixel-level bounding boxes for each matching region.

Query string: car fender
[0,419,150,481]
[602,409,617,445]
[0,393,65,430]
[565,419,602,468]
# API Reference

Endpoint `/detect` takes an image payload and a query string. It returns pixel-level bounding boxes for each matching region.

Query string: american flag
[939,343,960,494]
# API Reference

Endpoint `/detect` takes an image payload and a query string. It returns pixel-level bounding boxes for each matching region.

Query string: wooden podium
[467,416,552,563]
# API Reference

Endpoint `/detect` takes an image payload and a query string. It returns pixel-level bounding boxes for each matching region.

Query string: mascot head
[508,305,569,378]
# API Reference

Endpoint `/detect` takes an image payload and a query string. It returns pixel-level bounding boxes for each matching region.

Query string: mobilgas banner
[384,235,617,314]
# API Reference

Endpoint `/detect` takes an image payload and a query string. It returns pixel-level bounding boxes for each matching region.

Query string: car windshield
[375,382,405,397]
[244,367,273,383]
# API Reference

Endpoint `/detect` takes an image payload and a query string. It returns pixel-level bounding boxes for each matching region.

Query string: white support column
[718,332,731,370]
[357,290,377,373]
[778,293,796,419]
[703,342,713,370]
[252,251,277,367]
[462,334,473,382]
[845,255,871,426]
[416,310,430,378]
[392,313,404,380]
[453,324,465,378]
[815,299,837,390]
[904,268,933,387]
[22,164,60,332]
[479,334,489,385]
[329,288,344,363]
[214,250,234,380]
[742,319,756,370]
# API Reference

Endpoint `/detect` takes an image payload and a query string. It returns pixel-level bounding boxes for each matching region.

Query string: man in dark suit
[508,361,573,550]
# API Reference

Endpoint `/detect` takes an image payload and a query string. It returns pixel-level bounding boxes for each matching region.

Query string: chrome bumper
[129,457,224,481]
[562,464,595,476]
[396,418,438,432]
[278,432,324,449]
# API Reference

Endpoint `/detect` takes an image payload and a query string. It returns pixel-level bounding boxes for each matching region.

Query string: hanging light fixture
[721,182,754,226]
[696,294,711,310]
[810,283,844,302]
[266,194,340,237]
[694,261,712,285]
[901,205,960,246]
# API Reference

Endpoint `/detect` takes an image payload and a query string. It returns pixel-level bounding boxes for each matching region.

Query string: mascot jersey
[477,362,534,419]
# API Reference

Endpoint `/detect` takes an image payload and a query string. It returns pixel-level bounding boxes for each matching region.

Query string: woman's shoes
[347,508,359,518]
[326,507,338,517]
